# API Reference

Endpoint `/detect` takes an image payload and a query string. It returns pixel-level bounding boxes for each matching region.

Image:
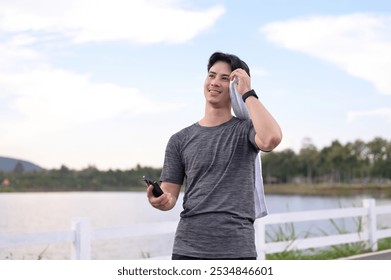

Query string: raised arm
[244,95,282,151]
[230,68,282,151]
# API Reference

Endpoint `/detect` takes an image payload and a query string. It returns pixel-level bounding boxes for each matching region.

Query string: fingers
[147,185,172,211]
[230,68,248,80]
[146,184,155,199]
[230,69,251,94]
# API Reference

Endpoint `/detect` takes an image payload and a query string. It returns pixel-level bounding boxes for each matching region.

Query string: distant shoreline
[2,183,391,197]
[264,183,391,198]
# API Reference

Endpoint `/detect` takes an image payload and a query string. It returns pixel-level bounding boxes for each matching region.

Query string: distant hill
[0,156,45,172]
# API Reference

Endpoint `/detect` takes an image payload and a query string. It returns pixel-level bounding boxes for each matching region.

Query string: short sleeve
[160,133,185,185]
[246,120,260,151]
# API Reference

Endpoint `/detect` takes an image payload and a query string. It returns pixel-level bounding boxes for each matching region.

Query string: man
[147,52,282,260]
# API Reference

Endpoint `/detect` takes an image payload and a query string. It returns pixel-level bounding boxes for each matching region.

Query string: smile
[209,89,222,94]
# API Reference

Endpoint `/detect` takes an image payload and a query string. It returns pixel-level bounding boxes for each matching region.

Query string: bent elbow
[271,134,283,150]
[257,132,282,152]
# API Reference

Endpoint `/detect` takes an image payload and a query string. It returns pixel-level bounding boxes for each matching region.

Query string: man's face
[204,61,231,107]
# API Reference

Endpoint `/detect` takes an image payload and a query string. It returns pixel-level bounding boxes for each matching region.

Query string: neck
[199,105,232,127]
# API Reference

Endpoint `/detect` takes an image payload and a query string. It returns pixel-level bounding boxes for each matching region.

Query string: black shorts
[172,254,256,260]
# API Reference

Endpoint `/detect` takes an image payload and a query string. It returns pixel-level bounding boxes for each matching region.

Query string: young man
[147,52,282,260]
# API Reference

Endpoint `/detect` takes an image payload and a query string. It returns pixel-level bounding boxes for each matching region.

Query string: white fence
[1,198,391,260]
[255,198,391,259]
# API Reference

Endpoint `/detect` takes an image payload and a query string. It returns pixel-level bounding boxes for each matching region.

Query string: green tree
[345,140,370,180]
[298,138,319,184]
[262,149,299,183]
[367,137,391,179]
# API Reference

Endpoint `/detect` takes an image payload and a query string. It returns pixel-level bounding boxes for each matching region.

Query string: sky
[1,0,390,170]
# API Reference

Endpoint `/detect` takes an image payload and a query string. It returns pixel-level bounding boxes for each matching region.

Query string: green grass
[4,238,391,260]
[267,238,391,260]
[265,217,391,260]
[378,237,391,251]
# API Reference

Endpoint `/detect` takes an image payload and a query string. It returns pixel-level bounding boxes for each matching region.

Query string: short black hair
[207,52,250,76]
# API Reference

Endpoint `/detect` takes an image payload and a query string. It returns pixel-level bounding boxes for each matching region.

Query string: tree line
[261,137,391,184]
[1,137,390,192]
[0,164,162,192]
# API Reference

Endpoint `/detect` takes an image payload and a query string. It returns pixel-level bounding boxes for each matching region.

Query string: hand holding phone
[143,176,164,197]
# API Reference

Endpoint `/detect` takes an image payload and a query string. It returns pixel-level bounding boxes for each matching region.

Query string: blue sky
[1,0,390,170]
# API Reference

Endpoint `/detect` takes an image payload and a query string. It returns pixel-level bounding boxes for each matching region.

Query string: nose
[210,77,220,87]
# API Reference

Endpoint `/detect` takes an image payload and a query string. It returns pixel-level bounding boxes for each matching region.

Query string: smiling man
[147,52,282,260]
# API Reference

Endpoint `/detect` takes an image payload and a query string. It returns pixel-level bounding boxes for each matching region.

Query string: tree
[345,140,370,180]
[13,161,24,173]
[319,140,353,183]
[298,138,319,184]
[367,137,389,178]
[262,149,299,183]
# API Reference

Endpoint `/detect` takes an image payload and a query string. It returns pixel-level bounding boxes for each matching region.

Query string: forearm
[245,95,282,151]
[229,68,282,151]
[157,194,177,211]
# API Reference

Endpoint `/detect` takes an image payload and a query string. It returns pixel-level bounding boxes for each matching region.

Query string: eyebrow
[209,71,230,78]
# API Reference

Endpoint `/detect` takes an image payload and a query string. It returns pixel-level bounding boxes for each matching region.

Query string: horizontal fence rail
[1,199,391,260]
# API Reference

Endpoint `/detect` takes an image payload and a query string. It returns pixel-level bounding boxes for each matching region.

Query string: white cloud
[347,108,391,123]
[261,13,391,95]
[0,0,219,169]
[0,0,210,119]
[0,67,183,133]
[0,65,184,170]
[0,0,219,115]
[0,40,42,72]
[0,0,225,45]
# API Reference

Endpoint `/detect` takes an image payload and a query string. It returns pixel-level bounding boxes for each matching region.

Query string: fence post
[362,199,378,252]
[254,219,266,260]
[71,218,92,260]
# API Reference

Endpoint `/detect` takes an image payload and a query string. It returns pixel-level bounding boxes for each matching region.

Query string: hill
[0,156,45,172]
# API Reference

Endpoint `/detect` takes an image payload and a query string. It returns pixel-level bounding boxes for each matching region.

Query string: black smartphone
[143,176,164,197]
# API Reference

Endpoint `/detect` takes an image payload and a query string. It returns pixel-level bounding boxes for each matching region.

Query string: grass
[265,216,391,260]
[4,238,391,260]
[3,189,390,260]
[378,237,391,251]
[262,184,391,259]
[3,245,49,260]
[268,237,391,260]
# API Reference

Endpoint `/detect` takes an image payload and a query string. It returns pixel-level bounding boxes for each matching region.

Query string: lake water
[1,192,390,260]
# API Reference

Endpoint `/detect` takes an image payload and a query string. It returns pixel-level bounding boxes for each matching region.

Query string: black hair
[207,51,250,76]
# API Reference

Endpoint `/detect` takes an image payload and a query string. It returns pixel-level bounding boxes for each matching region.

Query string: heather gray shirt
[160,117,259,258]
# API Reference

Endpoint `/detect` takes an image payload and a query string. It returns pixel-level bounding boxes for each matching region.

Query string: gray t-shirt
[160,117,259,258]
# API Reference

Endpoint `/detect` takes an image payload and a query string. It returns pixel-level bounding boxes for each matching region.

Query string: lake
[1,191,390,259]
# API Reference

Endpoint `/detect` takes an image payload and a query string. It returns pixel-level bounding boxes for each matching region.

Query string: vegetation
[262,137,391,184]
[267,241,367,260]
[0,164,161,192]
[266,216,391,260]
[264,183,391,197]
[267,237,391,260]
[2,137,390,260]
[1,136,390,193]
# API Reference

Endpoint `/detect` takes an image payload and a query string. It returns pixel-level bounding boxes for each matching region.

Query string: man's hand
[230,68,251,95]
[147,182,180,211]
[230,68,282,152]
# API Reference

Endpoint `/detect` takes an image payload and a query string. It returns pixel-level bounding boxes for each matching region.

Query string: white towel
[230,78,268,219]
